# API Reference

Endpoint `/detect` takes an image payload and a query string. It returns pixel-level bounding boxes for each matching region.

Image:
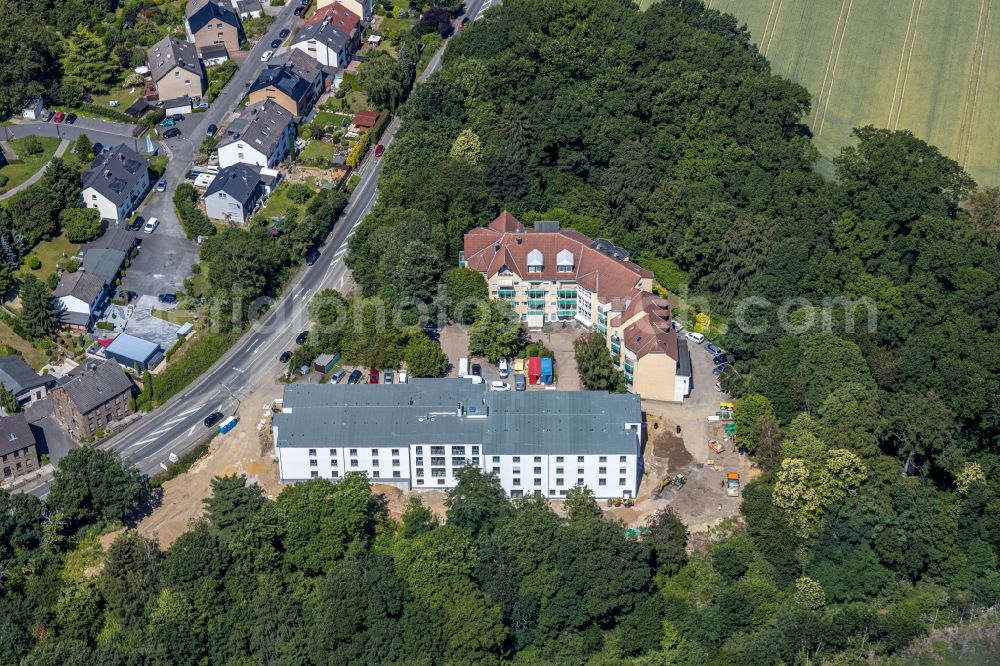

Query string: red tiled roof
[305,3,361,32]
[622,314,678,360]
[353,110,380,128]
[464,211,653,303]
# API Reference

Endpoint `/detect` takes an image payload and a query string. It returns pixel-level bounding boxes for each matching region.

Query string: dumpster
[528,356,541,384]
[540,356,553,385]
[219,416,238,435]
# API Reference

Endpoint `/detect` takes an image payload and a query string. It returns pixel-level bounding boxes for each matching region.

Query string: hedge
[173,183,217,239]
[150,330,240,407]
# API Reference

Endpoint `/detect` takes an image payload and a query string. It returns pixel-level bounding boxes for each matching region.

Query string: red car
[374,144,385,158]
[53,111,65,123]
[368,368,379,384]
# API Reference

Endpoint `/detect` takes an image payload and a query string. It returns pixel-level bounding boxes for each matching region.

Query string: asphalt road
[20,0,495,498]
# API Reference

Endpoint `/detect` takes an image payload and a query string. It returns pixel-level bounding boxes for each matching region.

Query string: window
[534,467,541,474]
[556,456,564,463]
[393,471,401,479]
[416,457,424,466]
[577,468,584,474]
[492,455,500,463]
[599,467,606,474]
[310,471,319,478]
[371,459,379,467]
[417,479,424,485]
[513,456,521,463]
[620,468,626,475]
[330,459,337,467]
[472,446,480,456]
[513,468,520,475]
[578,456,585,463]
[332,471,339,478]
[431,457,446,466]
[619,478,626,486]
[391,449,400,456]
[392,459,400,467]
[534,456,542,463]
[534,478,541,486]
[599,479,606,486]
[512,478,520,486]
[492,467,500,474]
[416,469,424,478]
[351,460,358,467]
[432,468,446,478]
[309,459,317,467]
[559,490,567,496]
[416,446,423,454]
[452,446,465,454]
[556,478,564,486]
[620,455,627,463]
[329,449,336,456]
[350,449,358,456]
[237,153,243,160]
[7,433,15,442]
[431,446,445,455]
[308,449,316,456]
[452,457,468,467]
[438,479,445,486]
[371,449,378,456]
[556,467,564,474]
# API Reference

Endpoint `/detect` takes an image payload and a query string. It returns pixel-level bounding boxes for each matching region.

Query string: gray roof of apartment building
[53,271,106,303]
[81,144,148,205]
[187,0,241,33]
[0,356,47,395]
[220,99,292,156]
[59,361,133,414]
[249,50,321,107]
[274,379,641,456]
[148,35,202,84]
[0,413,36,457]
[95,229,137,253]
[293,16,352,54]
[204,162,262,204]
[82,249,126,284]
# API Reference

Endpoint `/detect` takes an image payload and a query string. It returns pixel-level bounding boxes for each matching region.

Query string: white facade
[290,37,347,68]
[217,140,270,169]
[81,172,150,223]
[277,444,414,487]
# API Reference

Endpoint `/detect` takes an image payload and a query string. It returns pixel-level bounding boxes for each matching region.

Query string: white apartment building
[273,379,642,499]
[80,145,150,223]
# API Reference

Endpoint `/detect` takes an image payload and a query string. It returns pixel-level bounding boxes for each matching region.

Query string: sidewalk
[0,139,69,201]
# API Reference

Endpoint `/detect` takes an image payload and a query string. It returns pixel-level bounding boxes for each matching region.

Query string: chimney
[516,237,522,244]
[456,402,463,417]
[105,170,112,179]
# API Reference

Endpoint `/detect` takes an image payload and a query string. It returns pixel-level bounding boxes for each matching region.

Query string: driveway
[24,398,77,466]
[122,232,199,297]
[527,324,583,391]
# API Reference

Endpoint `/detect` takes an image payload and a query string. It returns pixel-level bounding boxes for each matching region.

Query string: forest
[2,0,1000,662]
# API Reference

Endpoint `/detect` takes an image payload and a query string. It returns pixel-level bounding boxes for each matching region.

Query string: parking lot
[121,232,199,297]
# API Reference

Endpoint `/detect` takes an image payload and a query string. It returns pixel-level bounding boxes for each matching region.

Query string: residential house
[316,0,372,21]
[0,356,51,410]
[80,144,151,223]
[81,248,127,286]
[218,99,295,168]
[95,228,139,254]
[53,271,108,331]
[200,44,230,67]
[105,333,163,372]
[186,0,245,55]
[462,212,690,402]
[350,109,380,134]
[21,98,44,120]
[0,413,40,482]
[147,35,206,102]
[233,0,262,18]
[51,361,134,440]
[203,162,266,224]
[248,50,324,117]
[163,96,194,116]
[273,379,642,498]
[291,7,358,68]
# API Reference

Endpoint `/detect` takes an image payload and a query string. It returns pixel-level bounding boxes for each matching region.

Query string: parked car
[294,6,302,15]
[204,412,224,427]
[206,123,218,136]
[471,363,482,377]
[143,217,159,233]
[280,351,292,363]
[295,331,308,345]
[194,100,209,110]
[705,342,723,356]
[383,369,393,384]
[685,331,705,344]
[514,374,526,391]
[129,217,144,231]
[279,28,290,38]
[398,370,408,384]
[271,38,281,48]
[347,369,363,384]
[712,364,730,376]
[158,293,176,303]
[52,111,64,123]
[109,100,121,107]
[498,358,509,378]
[715,382,723,392]
[163,127,181,139]
[65,113,77,124]
[159,118,175,127]
[42,110,54,122]
[81,93,93,104]
[91,142,103,155]
[171,114,184,122]
[490,381,510,391]
[261,50,274,62]
[712,353,728,365]
[461,16,471,28]
[156,179,166,192]
[368,368,379,384]
[374,144,385,157]
[306,249,320,266]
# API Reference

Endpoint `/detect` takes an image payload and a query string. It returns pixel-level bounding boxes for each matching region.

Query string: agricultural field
[645,0,1000,185]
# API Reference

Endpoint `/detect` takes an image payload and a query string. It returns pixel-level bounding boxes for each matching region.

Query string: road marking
[162,415,187,427]
[293,288,311,301]
[177,405,202,417]
[243,337,261,353]
[148,426,172,437]
[187,424,196,437]
[232,367,246,374]
[129,436,158,448]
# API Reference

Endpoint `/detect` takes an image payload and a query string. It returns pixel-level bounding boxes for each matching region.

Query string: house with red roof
[462,212,691,402]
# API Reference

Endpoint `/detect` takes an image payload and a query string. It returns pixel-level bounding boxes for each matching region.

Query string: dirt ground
[137,383,284,549]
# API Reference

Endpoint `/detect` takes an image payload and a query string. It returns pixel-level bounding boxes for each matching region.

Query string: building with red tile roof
[462,212,691,401]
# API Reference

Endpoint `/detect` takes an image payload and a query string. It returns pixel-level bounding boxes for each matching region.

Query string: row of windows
[496,472,627,488]
[309,470,404,480]
[308,448,403,457]
[310,458,402,468]
[494,454,627,464]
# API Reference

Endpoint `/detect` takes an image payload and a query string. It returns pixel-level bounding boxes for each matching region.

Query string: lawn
[18,232,82,280]
[298,139,336,164]
[260,181,318,220]
[667,0,1000,186]
[90,85,144,111]
[0,136,61,195]
[0,318,47,369]
[312,110,353,130]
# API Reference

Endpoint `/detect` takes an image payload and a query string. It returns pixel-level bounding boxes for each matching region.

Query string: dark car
[280,351,293,363]
[368,368,379,384]
[383,368,393,384]
[130,216,144,231]
[305,249,320,266]
[42,110,54,122]
[81,93,94,103]
[705,342,723,356]
[91,142,104,155]
[65,113,77,124]
[171,113,184,122]
[295,331,308,345]
[712,364,730,376]
[163,127,181,139]
[347,369,363,384]
[279,28,290,38]
[294,6,302,15]
[461,16,470,28]
[712,353,728,365]
[271,38,281,48]
[471,363,482,377]
[158,293,177,303]
[204,412,224,427]
[206,123,218,136]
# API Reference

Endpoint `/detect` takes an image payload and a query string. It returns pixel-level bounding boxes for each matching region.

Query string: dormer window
[527,249,543,273]
[556,249,574,273]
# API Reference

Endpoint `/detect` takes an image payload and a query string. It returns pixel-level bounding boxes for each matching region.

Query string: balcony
[596,324,607,335]
[557,289,577,297]
[527,290,546,298]
[557,299,577,307]
[557,309,576,318]
[527,299,546,307]
[497,289,515,298]
[610,342,621,354]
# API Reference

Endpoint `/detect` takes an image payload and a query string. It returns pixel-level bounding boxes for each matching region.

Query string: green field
[644,0,1000,185]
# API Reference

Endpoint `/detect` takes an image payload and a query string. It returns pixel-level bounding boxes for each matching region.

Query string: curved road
[0,140,69,201]
[21,0,496,498]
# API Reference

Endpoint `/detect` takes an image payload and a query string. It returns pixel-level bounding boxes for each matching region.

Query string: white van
[458,357,469,378]
[685,331,705,344]
[498,358,509,378]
